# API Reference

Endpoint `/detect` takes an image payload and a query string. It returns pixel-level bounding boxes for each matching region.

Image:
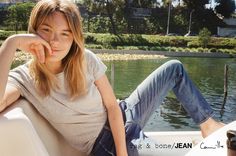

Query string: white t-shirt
[8,49,107,154]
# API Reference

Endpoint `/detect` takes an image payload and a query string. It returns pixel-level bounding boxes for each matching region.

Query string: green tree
[182,0,208,10]
[198,27,211,48]
[5,2,35,32]
[83,0,124,35]
[215,0,236,18]
[126,0,157,8]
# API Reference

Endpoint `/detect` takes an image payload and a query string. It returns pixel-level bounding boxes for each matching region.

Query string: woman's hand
[0,33,52,108]
[14,34,52,63]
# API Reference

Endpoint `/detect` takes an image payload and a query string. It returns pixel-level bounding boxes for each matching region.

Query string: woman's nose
[49,33,59,46]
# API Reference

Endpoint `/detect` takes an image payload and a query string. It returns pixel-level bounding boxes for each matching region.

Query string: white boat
[0,99,235,156]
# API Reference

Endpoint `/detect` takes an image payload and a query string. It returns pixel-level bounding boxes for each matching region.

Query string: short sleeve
[85,49,107,80]
[7,64,31,97]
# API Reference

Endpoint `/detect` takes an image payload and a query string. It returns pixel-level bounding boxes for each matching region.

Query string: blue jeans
[91,60,214,156]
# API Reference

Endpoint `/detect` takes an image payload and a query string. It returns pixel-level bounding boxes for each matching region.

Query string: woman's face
[37,11,74,63]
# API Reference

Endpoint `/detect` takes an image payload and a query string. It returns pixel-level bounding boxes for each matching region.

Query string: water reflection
[104,57,236,131]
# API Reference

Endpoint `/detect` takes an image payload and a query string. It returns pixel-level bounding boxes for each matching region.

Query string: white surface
[186,121,236,156]
[0,107,49,156]
[2,99,234,156]
[141,131,202,156]
[0,99,86,156]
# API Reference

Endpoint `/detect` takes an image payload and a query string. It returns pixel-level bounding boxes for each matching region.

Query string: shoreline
[13,49,235,66]
[96,53,166,61]
[92,49,236,58]
[13,50,167,64]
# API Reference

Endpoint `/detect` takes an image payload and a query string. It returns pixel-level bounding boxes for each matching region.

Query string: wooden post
[220,64,228,116]
[166,1,171,35]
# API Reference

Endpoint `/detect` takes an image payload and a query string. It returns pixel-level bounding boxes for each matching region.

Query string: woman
[0,0,223,156]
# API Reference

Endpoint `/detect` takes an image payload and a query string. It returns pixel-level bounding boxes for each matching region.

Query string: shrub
[85,44,103,49]
[84,33,235,50]
[198,28,211,48]
[191,48,198,52]
[187,40,200,48]
[84,34,97,44]
[149,46,162,51]
[168,37,188,47]
[209,48,217,52]
[169,47,178,52]
[230,49,236,54]
[197,47,204,52]
[185,48,192,52]
[0,30,15,40]
[86,16,110,33]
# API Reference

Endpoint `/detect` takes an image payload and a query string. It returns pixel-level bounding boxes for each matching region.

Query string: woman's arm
[95,75,128,156]
[0,35,18,100]
[0,85,21,112]
[0,34,52,111]
[0,35,23,112]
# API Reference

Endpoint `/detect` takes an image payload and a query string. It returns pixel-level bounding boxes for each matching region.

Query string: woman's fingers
[35,43,45,63]
[39,38,52,56]
[17,34,52,58]
[30,43,46,63]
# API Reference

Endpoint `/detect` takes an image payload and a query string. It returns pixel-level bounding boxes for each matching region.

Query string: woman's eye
[62,33,69,36]
[42,28,50,32]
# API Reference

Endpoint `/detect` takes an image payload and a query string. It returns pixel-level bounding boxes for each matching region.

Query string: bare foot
[200,118,225,138]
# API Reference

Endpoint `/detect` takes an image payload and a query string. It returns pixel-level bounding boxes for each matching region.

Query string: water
[104,57,236,131]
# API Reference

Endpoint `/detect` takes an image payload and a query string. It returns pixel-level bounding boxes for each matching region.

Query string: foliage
[126,0,159,8]
[0,1,229,35]
[5,2,35,32]
[83,33,235,50]
[169,6,189,34]
[182,0,208,10]
[79,0,227,35]
[84,16,111,33]
[215,0,236,18]
[0,30,16,40]
[198,28,211,48]
[2,30,233,55]
[0,8,8,28]
[83,0,125,34]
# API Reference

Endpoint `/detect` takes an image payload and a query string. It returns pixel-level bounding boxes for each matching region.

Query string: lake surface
[104,57,236,131]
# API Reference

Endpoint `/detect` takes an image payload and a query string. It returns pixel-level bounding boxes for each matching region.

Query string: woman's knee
[167,59,182,66]
[164,59,183,72]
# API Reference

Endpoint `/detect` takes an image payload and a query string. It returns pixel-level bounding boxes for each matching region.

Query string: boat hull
[5,99,235,156]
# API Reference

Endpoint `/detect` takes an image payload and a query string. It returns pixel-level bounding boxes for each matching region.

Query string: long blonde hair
[28,0,87,99]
